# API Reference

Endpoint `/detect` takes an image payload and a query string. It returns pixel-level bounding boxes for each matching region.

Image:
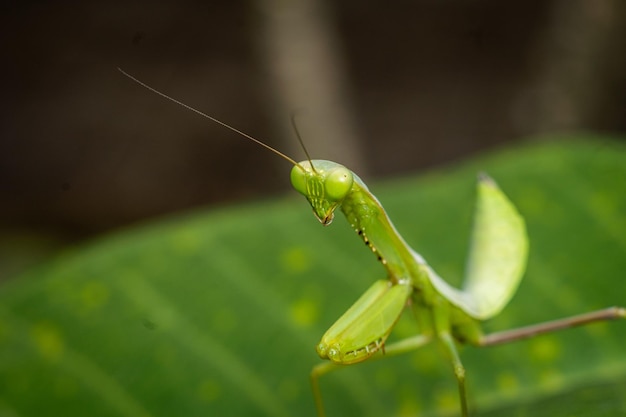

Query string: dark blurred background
[1,0,625,278]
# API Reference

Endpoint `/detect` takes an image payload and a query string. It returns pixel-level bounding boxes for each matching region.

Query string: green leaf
[1,136,625,417]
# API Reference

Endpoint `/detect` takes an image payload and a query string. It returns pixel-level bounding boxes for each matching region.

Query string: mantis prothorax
[119,68,626,417]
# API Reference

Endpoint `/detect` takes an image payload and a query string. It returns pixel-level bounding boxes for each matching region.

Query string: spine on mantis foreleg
[339,173,437,293]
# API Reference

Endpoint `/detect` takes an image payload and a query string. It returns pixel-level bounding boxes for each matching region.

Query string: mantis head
[290,160,354,226]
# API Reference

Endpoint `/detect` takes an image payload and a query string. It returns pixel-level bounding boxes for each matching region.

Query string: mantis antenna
[118,67,306,171]
[290,112,318,174]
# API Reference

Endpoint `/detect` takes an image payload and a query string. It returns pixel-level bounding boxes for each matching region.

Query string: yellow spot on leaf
[31,322,64,361]
[529,337,561,362]
[280,247,311,273]
[290,298,318,327]
[197,379,221,403]
[496,371,520,396]
[589,193,615,217]
[80,281,109,313]
[585,320,609,337]
[172,228,201,253]
[538,368,563,391]
[434,388,458,414]
[396,392,421,417]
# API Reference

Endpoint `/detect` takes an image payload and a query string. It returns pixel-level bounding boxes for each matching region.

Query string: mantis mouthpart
[120,68,626,417]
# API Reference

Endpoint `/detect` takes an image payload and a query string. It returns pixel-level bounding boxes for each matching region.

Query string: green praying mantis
[120,68,626,416]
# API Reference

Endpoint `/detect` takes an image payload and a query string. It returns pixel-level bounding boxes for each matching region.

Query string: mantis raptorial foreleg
[120,69,626,417]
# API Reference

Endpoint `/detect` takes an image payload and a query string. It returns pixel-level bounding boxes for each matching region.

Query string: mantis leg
[437,331,469,417]
[431,300,470,417]
[479,306,626,346]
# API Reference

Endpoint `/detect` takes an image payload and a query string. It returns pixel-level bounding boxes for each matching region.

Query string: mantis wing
[425,174,528,320]
[462,174,528,319]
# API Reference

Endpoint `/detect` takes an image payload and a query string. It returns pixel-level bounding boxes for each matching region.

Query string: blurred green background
[1,1,626,416]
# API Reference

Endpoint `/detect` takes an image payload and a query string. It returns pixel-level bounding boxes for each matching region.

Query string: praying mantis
[119,68,626,417]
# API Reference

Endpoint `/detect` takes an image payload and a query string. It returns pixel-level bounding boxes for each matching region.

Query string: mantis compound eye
[324,167,353,201]
[290,162,311,196]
